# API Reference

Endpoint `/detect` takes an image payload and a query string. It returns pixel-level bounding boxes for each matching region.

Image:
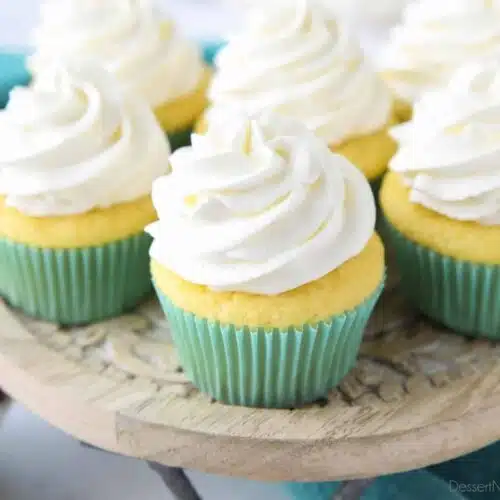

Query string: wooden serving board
[0,269,499,482]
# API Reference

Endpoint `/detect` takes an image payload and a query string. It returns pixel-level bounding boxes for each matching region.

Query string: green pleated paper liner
[154,282,384,408]
[371,175,384,230]
[370,176,382,200]
[0,233,153,325]
[167,126,192,151]
[383,220,500,340]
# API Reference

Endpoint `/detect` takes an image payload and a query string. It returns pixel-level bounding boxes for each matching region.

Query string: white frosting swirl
[390,60,500,225]
[207,0,392,146]
[380,0,500,103]
[147,111,375,295]
[325,0,409,25]
[0,62,170,216]
[29,0,204,107]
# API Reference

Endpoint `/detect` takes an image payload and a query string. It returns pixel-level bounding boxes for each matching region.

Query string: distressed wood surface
[1,271,500,481]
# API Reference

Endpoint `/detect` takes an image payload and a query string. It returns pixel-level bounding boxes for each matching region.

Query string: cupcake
[0,61,170,325]
[28,0,210,150]
[379,0,500,122]
[380,60,500,339]
[148,111,385,408]
[200,0,397,191]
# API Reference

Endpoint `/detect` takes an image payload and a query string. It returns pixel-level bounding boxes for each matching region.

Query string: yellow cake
[152,234,384,328]
[154,69,210,135]
[0,195,157,249]
[380,171,500,265]
[334,109,398,182]
[393,99,413,123]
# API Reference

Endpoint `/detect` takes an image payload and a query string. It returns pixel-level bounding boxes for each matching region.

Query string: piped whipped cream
[380,0,500,103]
[0,61,170,216]
[207,0,392,146]
[147,111,376,295]
[390,60,500,225]
[29,0,204,107]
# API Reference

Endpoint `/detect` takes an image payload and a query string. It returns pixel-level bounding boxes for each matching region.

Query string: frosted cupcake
[148,111,385,408]
[201,0,397,189]
[380,0,500,122]
[380,60,500,339]
[29,0,209,150]
[0,61,170,324]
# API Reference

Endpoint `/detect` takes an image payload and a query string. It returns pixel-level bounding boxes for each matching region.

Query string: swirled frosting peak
[147,111,376,295]
[390,60,500,225]
[207,0,392,146]
[324,0,409,25]
[0,61,170,216]
[380,0,500,103]
[29,0,204,107]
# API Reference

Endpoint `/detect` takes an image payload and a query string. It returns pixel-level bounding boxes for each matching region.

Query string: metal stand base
[0,389,8,402]
[333,479,375,500]
[81,440,376,500]
[148,462,201,500]
[0,390,10,425]
[80,442,201,500]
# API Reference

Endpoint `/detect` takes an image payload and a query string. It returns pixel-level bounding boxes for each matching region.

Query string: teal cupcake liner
[371,176,384,230]
[0,233,153,325]
[383,219,500,339]
[154,282,383,408]
[167,126,192,151]
[370,176,382,200]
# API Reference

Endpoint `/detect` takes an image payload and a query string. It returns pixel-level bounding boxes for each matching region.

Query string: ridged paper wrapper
[0,233,152,325]
[384,220,500,340]
[154,282,383,408]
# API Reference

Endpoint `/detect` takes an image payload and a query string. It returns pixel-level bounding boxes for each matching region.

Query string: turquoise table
[287,442,500,499]
[0,50,30,107]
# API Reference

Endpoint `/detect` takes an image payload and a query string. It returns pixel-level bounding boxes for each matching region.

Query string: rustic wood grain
[0,277,500,481]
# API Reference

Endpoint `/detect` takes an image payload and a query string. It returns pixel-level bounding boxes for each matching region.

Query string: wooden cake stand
[1,270,500,500]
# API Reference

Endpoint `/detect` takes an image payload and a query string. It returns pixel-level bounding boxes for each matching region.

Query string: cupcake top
[325,0,409,26]
[29,0,205,107]
[380,0,500,103]
[206,0,392,146]
[0,61,170,217]
[147,111,375,295]
[390,60,500,225]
